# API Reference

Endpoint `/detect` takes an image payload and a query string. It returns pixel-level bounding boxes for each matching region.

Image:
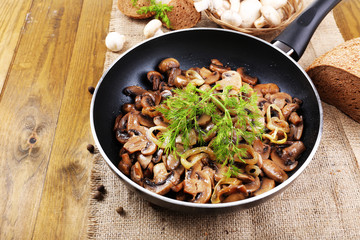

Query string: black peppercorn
[87,144,95,153]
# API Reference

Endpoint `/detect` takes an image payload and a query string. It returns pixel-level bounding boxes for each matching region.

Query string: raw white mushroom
[194,0,210,12]
[105,32,126,52]
[229,0,241,13]
[221,10,242,27]
[144,19,164,39]
[260,0,287,9]
[239,0,262,28]
[254,5,282,28]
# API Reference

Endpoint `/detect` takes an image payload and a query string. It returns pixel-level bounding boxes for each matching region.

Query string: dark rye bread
[118,0,154,19]
[306,37,360,123]
[166,0,201,30]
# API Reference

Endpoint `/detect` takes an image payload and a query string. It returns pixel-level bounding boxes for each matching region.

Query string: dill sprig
[131,0,173,28]
[157,83,264,177]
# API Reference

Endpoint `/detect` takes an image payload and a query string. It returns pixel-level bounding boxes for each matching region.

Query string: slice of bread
[118,0,155,19]
[166,0,201,30]
[306,37,360,122]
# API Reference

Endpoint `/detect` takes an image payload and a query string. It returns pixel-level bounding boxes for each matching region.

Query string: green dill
[132,0,173,28]
[157,83,265,177]
[131,0,138,6]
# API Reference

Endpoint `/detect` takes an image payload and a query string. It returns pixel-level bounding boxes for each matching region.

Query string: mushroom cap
[105,32,125,52]
[261,5,282,26]
[239,0,262,28]
[221,10,243,27]
[143,19,163,39]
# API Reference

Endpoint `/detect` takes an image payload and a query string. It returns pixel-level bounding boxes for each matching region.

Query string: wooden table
[0,0,359,239]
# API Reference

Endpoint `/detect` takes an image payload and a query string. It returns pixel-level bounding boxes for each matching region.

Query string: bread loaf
[166,0,201,30]
[118,0,154,19]
[306,38,360,123]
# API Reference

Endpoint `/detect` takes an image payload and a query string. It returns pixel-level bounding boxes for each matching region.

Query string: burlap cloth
[88,0,360,239]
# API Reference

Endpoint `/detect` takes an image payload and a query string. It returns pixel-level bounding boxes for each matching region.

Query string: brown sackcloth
[88,0,360,239]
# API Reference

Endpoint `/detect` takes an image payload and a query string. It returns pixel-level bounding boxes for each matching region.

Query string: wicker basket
[204,0,304,39]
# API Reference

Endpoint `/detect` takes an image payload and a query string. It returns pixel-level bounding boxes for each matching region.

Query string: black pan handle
[272,0,342,61]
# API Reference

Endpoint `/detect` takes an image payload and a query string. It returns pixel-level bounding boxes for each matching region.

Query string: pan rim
[90,28,323,210]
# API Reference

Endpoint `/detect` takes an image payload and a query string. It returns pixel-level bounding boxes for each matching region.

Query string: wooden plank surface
[333,0,360,40]
[0,0,111,239]
[32,0,111,238]
[0,0,33,94]
[0,0,358,239]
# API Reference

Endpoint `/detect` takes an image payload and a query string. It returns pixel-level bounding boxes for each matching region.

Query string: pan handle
[272,0,342,61]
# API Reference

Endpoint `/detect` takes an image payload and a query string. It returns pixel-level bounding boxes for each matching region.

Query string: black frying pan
[91,0,341,213]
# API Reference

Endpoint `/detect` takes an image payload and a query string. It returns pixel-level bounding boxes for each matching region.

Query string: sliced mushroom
[236,67,258,85]
[288,112,302,125]
[137,153,152,169]
[183,170,212,203]
[201,122,216,142]
[262,159,288,183]
[143,161,154,178]
[158,58,180,74]
[141,140,157,156]
[152,148,164,164]
[282,102,300,119]
[147,71,163,91]
[288,120,304,141]
[118,153,132,176]
[244,176,261,193]
[123,86,148,97]
[271,148,298,172]
[209,60,231,74]
[122,103,136,113]
[140,94,155,108]
[236,172,255,183]
[160,89,173,99]
[153,116,168,127]
[253,138,271,160]
[115,129,131,144]
[123,135,148,154]
[222,192,247,202]
[253,83,280,96]
[199,67,220,85]
[137,113,155,128]
[216,71,242,90]
[127,112,147,136]
[165,153,180,171]
[152,162,169,184]
[269,92,292,109]
[131,161,144,186]
[211,178,248,203]
[134,95,142,110]
[144,165,183,195]
[167,68,182,87]
[171,181,184,192]
[253,177,275,196]
[281,141,306,162]
[142,106,161,118]
[197,114,212,127]
[221,185,248,203]
[174,75,190,88]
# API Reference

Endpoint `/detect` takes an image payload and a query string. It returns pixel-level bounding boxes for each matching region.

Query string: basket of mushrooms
[195,0,303,37]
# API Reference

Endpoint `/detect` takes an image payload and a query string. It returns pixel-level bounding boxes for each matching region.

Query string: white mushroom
[221,10,242,27]
[230,0,241,13]
[105,32,126,52]
[254,5,282,28]
[260,0,287,9]
[144,19,164,39]
[211,0,231,16]
[239,0,262,28]
[194,0,210,12]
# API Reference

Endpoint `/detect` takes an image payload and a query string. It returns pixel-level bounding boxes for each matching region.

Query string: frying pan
[91,0,341,213]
